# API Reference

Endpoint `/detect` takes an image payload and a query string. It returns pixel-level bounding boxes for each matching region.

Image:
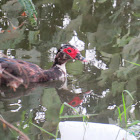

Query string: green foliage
[67,60,84,75]
[16,111,33,136]
[28,31,40,44]
[112,81,126,96]
[31,102,97,139]
[30,122,56,138]
[122,93,127,123]
[113,29,132,48]
[59,103,64,116]
[18,0,37,26]
[132,12,140,17]
[127,120,140,127]
[0,112,33,139]
[98,0,107,4]
[62,102,79,114]
[124,60,140,67]
[117,107,122,123]
[117,90,134,127]
[109,5,124,23]
[1,0,140,138]
[72,0,91,14]
[123,90,134,100]
[0,27,25,49]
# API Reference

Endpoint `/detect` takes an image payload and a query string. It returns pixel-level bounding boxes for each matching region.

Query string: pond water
[0,0,140,139]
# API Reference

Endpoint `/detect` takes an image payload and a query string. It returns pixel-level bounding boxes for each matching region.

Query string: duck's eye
[67,49,71,53]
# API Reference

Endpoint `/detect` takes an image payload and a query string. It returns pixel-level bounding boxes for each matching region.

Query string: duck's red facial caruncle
[63,46,87,62]
[63,47,79,59]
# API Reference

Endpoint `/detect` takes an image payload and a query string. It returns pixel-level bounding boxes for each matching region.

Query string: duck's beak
[75,53,87,62]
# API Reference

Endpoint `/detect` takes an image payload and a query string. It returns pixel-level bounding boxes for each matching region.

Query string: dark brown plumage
[0,45,86,91]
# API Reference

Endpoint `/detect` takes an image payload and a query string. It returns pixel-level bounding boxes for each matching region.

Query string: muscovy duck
[0,45,86,91]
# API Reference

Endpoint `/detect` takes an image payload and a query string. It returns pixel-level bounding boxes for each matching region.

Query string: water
[0,0,140,139]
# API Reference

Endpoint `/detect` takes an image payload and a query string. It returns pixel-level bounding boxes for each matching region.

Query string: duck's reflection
[0,79,91,120]
[0,79,90,106]
[0,79,91,139]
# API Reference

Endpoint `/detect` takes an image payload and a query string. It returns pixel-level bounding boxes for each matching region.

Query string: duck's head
[53,45,87,66]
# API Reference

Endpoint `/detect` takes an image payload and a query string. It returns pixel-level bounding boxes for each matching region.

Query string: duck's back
[0,57,45,89]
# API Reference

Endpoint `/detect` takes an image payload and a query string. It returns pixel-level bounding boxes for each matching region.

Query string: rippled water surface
[0,0,140,139]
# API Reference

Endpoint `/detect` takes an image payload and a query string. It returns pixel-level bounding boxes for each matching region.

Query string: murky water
[0,0,140,139]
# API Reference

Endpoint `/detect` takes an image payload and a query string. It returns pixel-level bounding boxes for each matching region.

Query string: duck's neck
[55,63,66,74]
[41,63,66,82]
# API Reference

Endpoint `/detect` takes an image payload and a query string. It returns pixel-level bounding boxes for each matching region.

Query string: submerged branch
[0,117,30,140]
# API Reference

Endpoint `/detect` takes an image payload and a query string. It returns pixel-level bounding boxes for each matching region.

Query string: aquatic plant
[18,0,37,26]
[30,102,97,139]
[124,60,140,67]
[117,90,134,127]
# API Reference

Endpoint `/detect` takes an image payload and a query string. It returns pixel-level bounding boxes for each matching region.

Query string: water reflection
[69,30,85,51]
[34,105,47,123]
[0,78,91,106]
[9,99,22,112]
[0,77,94,139]
[0,0,140,139]
[85,49,108,70]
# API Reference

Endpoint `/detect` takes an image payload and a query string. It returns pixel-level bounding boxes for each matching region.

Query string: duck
[0,44,86,91]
